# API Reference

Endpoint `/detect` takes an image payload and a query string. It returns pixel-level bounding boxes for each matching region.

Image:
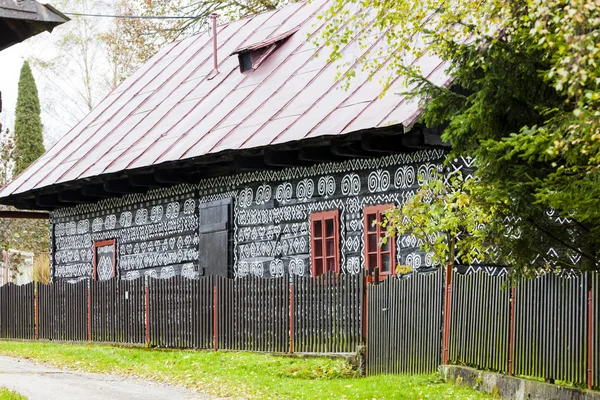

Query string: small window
[363,204,396,279]
[310,210,340,276]
[93,239,117,281]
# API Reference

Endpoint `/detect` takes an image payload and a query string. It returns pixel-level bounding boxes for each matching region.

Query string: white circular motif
[318,176,336,198]
[417,163,440,185]
[166,202,180,219]
[405,253,422,269]
[341,173,361,196]
[119,212,133,227]
[394,165,416,189]
[77,220,89,234]
[104,215,116,230]
[239,187,253,208]
[145,270,158,279]
[269,259,284,277]
[135,208,148,225]
[368,170,391,193]
[184,199,196,215]
[160,266,175,279]
[150,205,164,222]
[92,218,103,232]
[347,257,361,274]
[255,184,272,205]
[181,263,198,279]
[125,271,141,280]
[275,182,293,203]
[237,262,249,277]
[250,262,264,277]
[296,179,314,201]
[289,258,305,276]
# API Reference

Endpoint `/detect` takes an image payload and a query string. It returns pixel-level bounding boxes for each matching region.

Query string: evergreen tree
[13,61,44,176]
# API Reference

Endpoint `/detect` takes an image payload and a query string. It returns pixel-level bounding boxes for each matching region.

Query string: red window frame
[364,204,396,280]
[310,210,340,276]
[93,239,117,281]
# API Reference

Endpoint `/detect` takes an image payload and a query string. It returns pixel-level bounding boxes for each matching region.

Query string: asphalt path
[0,356,212,400]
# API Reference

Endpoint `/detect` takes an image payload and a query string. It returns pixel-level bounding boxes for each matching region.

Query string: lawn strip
[0,341,490,399]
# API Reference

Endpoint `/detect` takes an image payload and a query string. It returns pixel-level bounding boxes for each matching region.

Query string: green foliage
[319,0,600,274]
[381,172,495,269]
[0,387,27,400]
[13,61,44,177]
[0,341,492,399]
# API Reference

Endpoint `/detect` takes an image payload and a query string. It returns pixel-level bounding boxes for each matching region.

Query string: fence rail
[0,268,598,390]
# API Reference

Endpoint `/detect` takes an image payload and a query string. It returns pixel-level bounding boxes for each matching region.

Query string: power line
[64,12,202,19]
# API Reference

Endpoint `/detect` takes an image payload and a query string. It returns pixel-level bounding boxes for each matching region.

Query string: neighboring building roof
[0,0,69,51]
[0,0,451,209]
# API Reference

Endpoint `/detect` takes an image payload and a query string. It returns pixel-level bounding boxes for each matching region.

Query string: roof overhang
[0,125,449,211]
[0,1,69,51]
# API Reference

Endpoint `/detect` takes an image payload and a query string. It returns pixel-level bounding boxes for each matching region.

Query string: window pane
[368,254,378,269]
[314,239,323,257]
[367,214,377,232]
[381,253,392,273]
[326,239,335,256]
[381,235,390,252]
[325,219,334,237]
[368,234,378,252]
[314,259,323,276]
[326,257,335,272]
[313,220,322,238]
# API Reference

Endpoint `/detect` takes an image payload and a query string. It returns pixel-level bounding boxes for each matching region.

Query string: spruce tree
[13,61,44,176]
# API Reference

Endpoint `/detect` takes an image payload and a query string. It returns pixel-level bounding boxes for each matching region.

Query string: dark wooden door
[198,198,232,277]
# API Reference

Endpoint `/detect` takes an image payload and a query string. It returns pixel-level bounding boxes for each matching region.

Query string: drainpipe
[210,13,219,76]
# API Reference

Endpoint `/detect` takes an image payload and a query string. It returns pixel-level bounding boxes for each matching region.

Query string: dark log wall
[52,186,199,281]
[51,149,451,281]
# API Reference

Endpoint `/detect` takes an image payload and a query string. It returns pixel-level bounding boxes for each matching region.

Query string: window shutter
[198,198,232,277]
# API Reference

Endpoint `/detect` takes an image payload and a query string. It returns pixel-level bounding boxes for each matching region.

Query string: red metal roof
[0,0,451,201]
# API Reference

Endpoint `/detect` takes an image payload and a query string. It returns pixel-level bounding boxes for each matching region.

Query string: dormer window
[231,26,299,73]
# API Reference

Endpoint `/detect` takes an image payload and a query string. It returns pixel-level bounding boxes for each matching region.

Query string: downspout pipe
[210,13,219,75]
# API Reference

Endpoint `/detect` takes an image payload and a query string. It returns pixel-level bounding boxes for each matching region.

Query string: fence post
[509,285,516,376]
[289,281,294,353]
[588,275,593,390]
[87,279,91,342]
[34,282,39,340]
[442,264,452,365]
[213,280,218,351]
[145,276,150,346]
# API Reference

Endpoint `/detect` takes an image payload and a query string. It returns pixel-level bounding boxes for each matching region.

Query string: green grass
[0,341,490,399]
[0,388,27,400]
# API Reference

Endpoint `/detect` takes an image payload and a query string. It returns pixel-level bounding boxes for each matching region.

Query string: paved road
[0,356,211,400]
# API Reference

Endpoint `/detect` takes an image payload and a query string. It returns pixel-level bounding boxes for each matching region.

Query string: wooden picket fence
[0,273,363,355]
[367,269,443,375]
[0,268,598,390]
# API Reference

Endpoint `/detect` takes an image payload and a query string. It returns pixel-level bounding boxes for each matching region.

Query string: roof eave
[0,125,449,212]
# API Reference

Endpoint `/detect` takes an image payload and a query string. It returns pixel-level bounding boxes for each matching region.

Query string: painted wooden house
[0,0,454,282]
